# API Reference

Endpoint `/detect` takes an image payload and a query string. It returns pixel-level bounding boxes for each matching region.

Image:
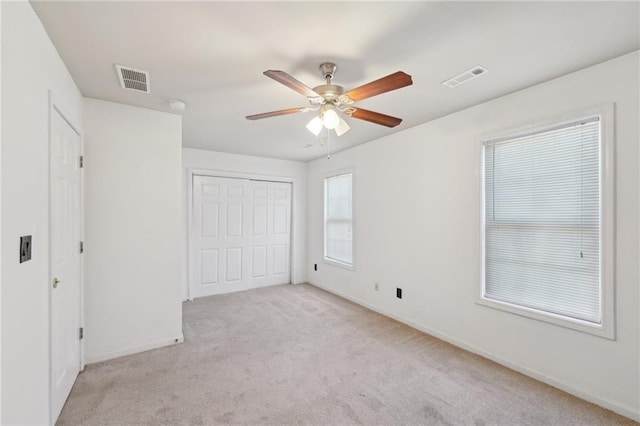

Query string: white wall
[83,98,183,363]
[182,148,307,300]
[1,2,83,424]
[307,51,639,420]
[0,2,4,422]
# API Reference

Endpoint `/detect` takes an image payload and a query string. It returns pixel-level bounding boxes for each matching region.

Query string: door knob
[53,278,60,289]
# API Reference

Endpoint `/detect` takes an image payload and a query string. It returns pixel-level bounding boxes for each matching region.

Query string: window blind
[325,173,353,265]
[483,117,601,323]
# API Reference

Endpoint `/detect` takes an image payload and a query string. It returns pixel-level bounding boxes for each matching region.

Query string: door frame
[186,168,295,300]
[48,92,84,423]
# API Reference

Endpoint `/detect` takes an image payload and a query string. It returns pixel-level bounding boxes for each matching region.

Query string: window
[481,111,613,337]
[324,172,353,268]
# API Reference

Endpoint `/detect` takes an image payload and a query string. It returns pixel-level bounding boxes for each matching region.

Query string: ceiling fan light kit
[306,116,323,136]
[246,62,413,137]
[321,106,339,129]
[334,117,350,136]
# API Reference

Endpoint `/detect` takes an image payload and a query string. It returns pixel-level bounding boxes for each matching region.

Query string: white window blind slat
[483,118,601,324]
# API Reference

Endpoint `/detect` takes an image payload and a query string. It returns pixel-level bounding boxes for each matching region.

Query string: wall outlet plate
[20,235,32,263]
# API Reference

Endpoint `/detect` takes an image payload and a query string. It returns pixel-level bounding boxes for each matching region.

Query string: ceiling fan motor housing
[314,63,343,103]
[312,84,344,103]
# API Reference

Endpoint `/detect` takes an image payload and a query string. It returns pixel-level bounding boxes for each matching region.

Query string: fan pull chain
[326,128,331,159]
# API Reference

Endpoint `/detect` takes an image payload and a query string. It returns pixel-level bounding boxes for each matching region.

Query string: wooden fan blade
[264,70,320,98]
[348,107,402,128]
[342,71,412,102]
[246,107,307,120]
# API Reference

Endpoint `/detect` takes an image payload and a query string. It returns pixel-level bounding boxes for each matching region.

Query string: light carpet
[57,283,635,425]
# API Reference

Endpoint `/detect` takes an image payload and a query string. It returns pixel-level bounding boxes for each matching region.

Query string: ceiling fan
[246,63,413,136]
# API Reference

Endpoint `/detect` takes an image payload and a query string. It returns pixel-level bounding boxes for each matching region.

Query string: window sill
[476,296,614,340]
[323,257,355,271]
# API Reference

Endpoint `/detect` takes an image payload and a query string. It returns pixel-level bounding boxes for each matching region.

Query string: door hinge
[79,156,84,168]
[79,327,84,340]
[79,241,84,254]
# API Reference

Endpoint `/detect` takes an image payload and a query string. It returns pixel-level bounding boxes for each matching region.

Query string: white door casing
[50,107,82,422]
[190,175,291,298]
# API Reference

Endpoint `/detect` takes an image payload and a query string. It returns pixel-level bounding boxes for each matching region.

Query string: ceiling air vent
[115,64,150,93]
[441,65,488,88]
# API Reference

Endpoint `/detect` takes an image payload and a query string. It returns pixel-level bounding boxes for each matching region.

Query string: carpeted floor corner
[57,283,635,425]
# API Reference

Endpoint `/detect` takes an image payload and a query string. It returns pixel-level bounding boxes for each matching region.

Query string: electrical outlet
[374,282,379,291]
[396,288,402,299]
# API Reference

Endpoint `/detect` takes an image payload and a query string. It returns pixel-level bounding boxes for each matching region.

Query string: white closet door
[191,176,251,297]
[249,180,291,288]
[191,176,291,298]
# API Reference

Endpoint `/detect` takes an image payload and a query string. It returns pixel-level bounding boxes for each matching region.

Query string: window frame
[477,104,615,339]
[323,169,355,270]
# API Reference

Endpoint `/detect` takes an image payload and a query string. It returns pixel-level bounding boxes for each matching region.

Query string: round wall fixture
[169,99,187,111]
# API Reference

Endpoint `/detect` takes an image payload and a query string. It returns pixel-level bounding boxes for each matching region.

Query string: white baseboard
[186,282,299,302]
[84,333,184,364]
[308,281,640,422]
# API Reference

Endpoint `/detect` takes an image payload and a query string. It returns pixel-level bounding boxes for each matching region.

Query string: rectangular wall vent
[442,65,488,88]
[115,64,150,93]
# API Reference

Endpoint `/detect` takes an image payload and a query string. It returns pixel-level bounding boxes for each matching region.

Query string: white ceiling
[31,1,639,162]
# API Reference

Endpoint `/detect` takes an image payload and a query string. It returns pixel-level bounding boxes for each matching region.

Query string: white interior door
[191,176,250,297]
[50,107,82,422]
[249,180,291,288]
[190,175,291,298]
